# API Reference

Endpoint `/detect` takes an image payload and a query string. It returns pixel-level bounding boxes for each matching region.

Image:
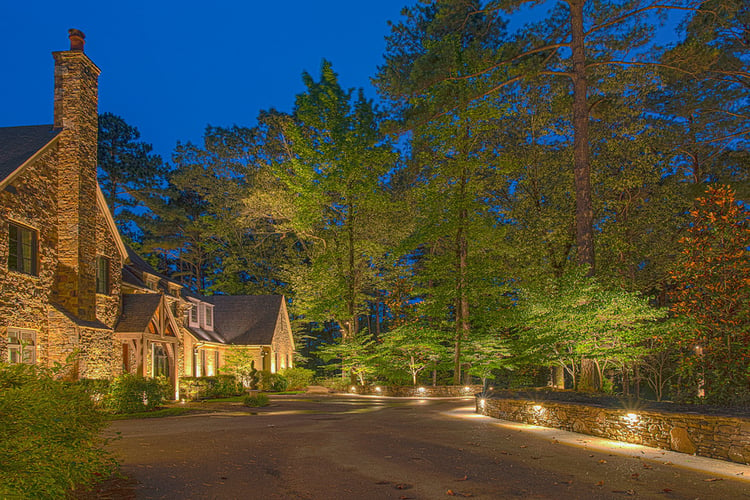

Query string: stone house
[0,30,294,395]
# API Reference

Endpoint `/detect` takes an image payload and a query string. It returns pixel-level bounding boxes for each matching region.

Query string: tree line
[98,0,748,405]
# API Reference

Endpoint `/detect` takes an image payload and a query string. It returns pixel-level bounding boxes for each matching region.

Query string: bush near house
[257,371,288,392]
[0,363,116,499]
[279,367,314,390]
[179,375,243,400]
[103,373,167,413]
[243,393,270,407]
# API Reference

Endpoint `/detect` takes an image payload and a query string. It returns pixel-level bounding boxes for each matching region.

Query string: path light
[418,387,426,393]
[533,404,543,412]
[375,386,382,392]
[479,399,486,409]
[350,386,357,393]
[623,413,639,425]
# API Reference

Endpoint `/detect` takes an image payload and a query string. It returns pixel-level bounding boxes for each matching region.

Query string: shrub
[257,371,288,392]
[0,363,116,499]
[279,367,314,390]
[318,377,351,392]
[104,373,165,413]
[179,375,243,400]
[243,393,270,407]
[76,378,111,407]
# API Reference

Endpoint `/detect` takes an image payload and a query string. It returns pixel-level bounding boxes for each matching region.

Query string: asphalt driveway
[90,395,749,499]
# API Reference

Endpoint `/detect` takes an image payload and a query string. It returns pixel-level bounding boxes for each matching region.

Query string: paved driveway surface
[93,395,749,499]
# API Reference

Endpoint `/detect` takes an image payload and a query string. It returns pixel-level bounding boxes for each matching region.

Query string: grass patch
[271,390,306,395]
[106,407,198,420]
[199,395,246,403]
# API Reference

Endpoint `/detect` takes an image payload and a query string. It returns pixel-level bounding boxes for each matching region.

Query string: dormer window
[203,304,213,330]
[188,301,199,327]
[145,275,158,291]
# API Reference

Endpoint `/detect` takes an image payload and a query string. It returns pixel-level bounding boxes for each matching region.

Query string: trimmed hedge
[257,371,288,392]
[279,367,314,390]
[103,374,168,413]
[179,375,243,400]
[0,363,116,499]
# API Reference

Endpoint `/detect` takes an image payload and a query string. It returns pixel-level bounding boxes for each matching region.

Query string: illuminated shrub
[279,367,314,390]
[0,363,115,499]
[104,373,166,413]
[243,393,270,407]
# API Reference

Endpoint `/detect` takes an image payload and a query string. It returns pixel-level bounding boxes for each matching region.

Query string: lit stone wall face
[77,326,119,379]
[0,150,60,364]
[95,205,121,327]
[477,397,750,465]
[52,49,100,322]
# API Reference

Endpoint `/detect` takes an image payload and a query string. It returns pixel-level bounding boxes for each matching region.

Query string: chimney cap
[68,29,85,51]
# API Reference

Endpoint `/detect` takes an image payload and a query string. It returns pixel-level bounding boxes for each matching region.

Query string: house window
[7,328,36,364]
[203,304,213,329]
[189,303,199,326]
[152,344,169,378]
[96,256,110,294]
[8,222,38,275]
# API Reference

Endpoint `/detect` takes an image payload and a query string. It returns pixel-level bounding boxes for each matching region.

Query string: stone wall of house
[52,46,100,322]
[0,148,59,364]
[477,396,750,465]
[95,205,122,328]
[78,326,120,379]
[352,385,483,398]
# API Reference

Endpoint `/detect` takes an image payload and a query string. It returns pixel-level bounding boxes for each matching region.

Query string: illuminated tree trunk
[570,0,600,391]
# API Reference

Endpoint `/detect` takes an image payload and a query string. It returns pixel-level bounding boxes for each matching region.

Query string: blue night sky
[1,1,416,159]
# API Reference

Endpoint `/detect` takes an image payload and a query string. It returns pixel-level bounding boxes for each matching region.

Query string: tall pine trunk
[571,0,600,392]
[453,171,470,385]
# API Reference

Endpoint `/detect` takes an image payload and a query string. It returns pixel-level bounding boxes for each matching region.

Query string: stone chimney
[52,29,100,321]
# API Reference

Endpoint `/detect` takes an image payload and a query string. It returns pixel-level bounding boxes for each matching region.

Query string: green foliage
[279,367,314,390]
[377,324,447,385]
[222,348,260,389]
[256,371,288,392]
[104,373,166,414]
[515,266,668,390]
[179,375,243,401]
[0,363,116,499]
[243,393,270,407]
[97,112,165,243]
[316,334,378,385]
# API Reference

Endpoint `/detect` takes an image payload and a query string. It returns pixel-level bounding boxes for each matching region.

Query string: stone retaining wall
[476,396,750,465]
[349,385,482,398]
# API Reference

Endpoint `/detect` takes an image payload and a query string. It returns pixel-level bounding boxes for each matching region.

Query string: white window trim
[7,327,36,364]
[203,304,214,330]
[188,299,200,328]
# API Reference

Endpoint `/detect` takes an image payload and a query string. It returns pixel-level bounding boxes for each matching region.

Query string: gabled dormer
[187,297,214,332]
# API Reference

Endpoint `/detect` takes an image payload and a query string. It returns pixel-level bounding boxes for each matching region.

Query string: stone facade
[0,31,124,379]
[0,147,59,366]
[476,396,750,465]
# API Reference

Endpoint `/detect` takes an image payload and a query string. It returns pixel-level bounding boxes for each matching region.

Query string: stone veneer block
[477,396,750,465]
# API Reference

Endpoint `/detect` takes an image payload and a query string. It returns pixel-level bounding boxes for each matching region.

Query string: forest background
[95,0,748,405]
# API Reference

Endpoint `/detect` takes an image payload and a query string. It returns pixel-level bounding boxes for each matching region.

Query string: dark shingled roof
[209,295,284,346]
[116,294,162,333]
[0,125,59,183]
[189,325,226,344]
[51,303,111,330]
